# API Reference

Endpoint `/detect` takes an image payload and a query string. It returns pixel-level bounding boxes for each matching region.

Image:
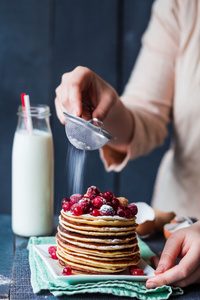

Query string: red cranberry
[70,194,82,205]
[71,204,83,216]
[62,266,72,275]
[116,208,125,217]
[92,208,100,217]
[99,204,115,216]
[118,204,126,210]
[79,198,91,213]
[92,196,106,208]
[102,191,114,202]
[48,246,57,255]
[128,204,138,215]
[87,186,100,200]
[61,197,70,206]
[89,205,95,213]
[51,251,58,260]
[62,202,71,211]
[124,209,133,219]
[111,197,120,210]
[129,266,144,276]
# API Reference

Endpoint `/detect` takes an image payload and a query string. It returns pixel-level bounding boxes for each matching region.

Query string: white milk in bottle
[12,105,54,236]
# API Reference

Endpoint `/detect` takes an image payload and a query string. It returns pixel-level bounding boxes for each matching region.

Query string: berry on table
[48,246,57,255]
[48,246,58,260]
[62,266,72,275]
[51,251,58,260]
[129,266,144,276]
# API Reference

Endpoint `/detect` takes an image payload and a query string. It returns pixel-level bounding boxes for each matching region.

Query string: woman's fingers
[55,67,95,123]
[153,231,182,274]
[55,96,66,125]
[147,261,200,288]
[146,224,200,288]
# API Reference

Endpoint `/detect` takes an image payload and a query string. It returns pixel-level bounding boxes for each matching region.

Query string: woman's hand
[146,220,200,288]
[55,66,134,151]
[55,66,118,124]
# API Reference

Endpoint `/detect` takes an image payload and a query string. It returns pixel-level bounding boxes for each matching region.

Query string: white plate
[33,244,155,284]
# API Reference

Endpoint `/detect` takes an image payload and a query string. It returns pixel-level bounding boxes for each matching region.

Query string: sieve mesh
[64,113,114,151]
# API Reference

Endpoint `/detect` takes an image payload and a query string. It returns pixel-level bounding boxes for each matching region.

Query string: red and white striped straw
[21,93,33,135]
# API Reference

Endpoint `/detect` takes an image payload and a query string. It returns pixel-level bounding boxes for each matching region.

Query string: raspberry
[124,209,133,219]
[110,197,120,210]
[91,208,100,217]
[128,204,138,215]
[102,190,114,202]
[70,194,82,205]
[99,204,115,216]
[116,208,125,217]
[61,197,70,206]
[71,204,83,216]
[62,266,72,275]
[62,202,71,211]
[92,196,106,208]
[87,186,100,200]
[79,198,91,213]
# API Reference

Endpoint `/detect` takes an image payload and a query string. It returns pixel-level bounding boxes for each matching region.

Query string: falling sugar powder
[0,275,11,285]
[65,143,86,196]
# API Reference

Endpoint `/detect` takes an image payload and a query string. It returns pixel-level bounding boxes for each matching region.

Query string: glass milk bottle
[12,105,54,237]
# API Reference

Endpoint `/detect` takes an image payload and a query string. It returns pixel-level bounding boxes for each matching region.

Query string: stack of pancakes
[56,210,140,275]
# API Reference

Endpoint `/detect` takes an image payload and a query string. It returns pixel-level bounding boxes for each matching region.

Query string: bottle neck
[17,105,52,134]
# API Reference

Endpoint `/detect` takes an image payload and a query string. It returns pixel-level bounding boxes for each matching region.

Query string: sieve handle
[88,118,103,130]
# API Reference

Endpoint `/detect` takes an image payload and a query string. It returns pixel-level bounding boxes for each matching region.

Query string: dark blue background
[0,0,171,215]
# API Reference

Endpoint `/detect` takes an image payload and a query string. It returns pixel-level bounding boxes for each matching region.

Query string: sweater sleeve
[100,0,180,172]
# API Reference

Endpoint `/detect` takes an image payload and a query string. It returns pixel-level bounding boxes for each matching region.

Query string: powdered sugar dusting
[66,144,86,195]
[0,275,11,285]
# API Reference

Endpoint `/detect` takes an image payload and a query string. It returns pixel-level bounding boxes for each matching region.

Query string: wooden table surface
[0,214,200,300]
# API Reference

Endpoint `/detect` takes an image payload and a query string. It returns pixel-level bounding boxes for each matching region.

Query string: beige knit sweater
[100,0,200,219]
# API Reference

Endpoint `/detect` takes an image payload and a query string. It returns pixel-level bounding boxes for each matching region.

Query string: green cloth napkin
[28,236,183,299]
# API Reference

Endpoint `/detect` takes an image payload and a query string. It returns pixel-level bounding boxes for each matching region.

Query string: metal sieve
[64,112,115,151]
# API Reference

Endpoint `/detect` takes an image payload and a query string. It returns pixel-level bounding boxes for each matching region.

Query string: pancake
[55,186,140,275]
[57,225,137,244]
[59,215,137,235]
[56,236,139,258]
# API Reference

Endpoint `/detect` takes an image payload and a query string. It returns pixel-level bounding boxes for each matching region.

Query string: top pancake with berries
[61,185,138,219]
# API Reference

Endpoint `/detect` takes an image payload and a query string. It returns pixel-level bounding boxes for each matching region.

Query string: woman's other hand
[146,220,200,288]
